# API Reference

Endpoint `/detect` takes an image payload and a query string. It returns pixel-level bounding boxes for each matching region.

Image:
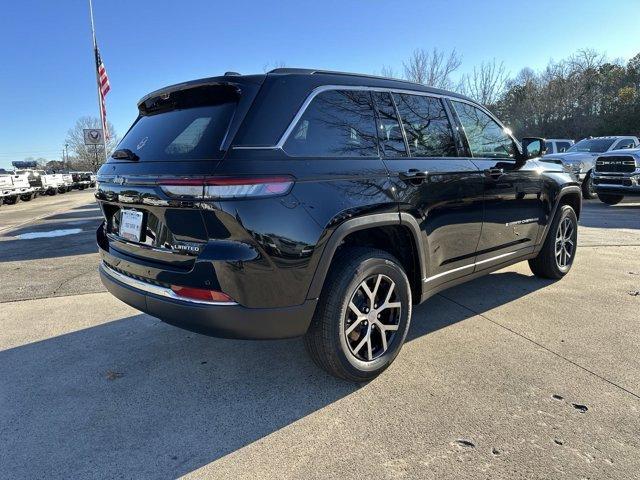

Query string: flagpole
[88,0,109,165]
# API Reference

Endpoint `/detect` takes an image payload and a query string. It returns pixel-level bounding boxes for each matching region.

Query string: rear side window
[452,101,515,159]
[372,91,407,157]
[284,90,378,157]
[113,86,238,161]
[393,94,457,157]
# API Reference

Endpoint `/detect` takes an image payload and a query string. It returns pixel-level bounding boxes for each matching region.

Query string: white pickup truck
[0,170,36,205]
[14,169,65,196]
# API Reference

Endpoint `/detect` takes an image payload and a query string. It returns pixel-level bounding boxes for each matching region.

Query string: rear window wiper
[111,149,140,161]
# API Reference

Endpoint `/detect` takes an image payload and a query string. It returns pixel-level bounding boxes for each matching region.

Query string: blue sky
[0,0,638,169]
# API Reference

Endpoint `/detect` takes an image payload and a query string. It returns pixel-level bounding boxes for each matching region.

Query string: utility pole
[65,143,69,165]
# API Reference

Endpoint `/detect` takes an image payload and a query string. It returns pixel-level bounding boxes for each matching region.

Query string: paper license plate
[119,209,143,242]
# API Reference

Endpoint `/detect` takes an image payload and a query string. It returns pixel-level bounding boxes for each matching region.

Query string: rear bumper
[99,262,316,339]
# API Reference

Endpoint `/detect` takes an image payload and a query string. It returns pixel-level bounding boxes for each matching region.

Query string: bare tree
[65,116,117,172]
[380,65,397,79]
[403,48,462,89]
[262,60,287,73]
[459,59,508,105]
[568,48,606,72]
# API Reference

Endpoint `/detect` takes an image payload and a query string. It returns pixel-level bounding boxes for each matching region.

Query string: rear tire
[529,205,578,279]
[304,247,412,382]
[597,193,624,205]
[581,171,596,199]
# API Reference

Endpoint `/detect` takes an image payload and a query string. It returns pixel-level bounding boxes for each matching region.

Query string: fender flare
[306,213,427,300]
[537,185,582,249]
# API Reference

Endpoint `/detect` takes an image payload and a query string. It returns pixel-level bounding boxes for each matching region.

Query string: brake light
[158,176,294,199]
[170,285,235,303]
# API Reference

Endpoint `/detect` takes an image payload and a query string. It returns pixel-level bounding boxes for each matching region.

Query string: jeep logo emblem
[113,176,125,185]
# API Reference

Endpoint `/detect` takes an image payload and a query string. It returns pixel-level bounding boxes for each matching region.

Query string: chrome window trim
[101,262,237,306]
[231,84,520,154]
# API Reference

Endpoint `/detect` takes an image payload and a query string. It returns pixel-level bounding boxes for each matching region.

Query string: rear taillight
[158,176,294,199]
[170,285,235,303]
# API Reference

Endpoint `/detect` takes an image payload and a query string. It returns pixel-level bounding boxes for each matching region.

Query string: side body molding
[306,213,427,300]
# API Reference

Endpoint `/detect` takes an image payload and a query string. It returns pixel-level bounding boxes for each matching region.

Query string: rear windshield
[112,85,238,162]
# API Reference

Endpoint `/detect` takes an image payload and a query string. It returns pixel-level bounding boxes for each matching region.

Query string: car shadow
[578,199,640,230]
[1,271,551,478]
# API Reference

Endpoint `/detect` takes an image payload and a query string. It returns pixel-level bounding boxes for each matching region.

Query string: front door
[373,91,484,289]
[449,100,545,271]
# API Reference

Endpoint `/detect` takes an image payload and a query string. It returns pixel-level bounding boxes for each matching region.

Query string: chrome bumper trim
[100,262,237,306]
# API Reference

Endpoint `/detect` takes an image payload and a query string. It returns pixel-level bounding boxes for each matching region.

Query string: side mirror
[521,137,546,159]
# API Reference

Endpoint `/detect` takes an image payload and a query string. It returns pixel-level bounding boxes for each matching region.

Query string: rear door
[375,91,484,288]
[449,100,544,269]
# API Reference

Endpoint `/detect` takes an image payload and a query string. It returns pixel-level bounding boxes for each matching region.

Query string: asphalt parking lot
[1,191,639,479]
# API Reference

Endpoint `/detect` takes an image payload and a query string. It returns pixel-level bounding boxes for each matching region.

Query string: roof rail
[268,68,317,74]
[267,67,430,88]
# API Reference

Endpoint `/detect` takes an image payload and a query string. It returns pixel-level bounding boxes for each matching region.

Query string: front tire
[581,171,596,199]
[529,205,578,279]
[304,247,412,382]
[598,193,624,205]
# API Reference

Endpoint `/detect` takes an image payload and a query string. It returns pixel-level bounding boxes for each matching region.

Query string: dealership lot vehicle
[0,170,36,205]
[0,192,639,479]
[543,138,574,155]
[544,136,640,199]
[70,171,92,190]
[593,147,640,204]
[96,69,581,381]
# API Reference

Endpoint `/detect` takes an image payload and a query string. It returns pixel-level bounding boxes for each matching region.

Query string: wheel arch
[537,185,582,250]
[306,213,427,303]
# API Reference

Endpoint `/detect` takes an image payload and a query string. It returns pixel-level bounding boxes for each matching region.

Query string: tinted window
[284,90,378,157]
[393,94,457,157]
[114,87,238,162]
[566,138,615,153]
[452,101,515,159]
[556,141,571,152]
[372,91,407,157]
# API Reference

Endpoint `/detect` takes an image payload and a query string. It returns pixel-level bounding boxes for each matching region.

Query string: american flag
[95,47,111,140]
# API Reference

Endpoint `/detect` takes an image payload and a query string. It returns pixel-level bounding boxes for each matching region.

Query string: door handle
[399,169,429,183]
[485,167,504,179]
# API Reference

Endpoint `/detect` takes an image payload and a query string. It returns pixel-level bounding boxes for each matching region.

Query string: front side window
[393,94,457,157]
[284,90,378,157]
[452,101,515,159]
[372,91,407,157]
[556,141,571,153]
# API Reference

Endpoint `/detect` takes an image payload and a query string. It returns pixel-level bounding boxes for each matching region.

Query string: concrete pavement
[0,193,639,479]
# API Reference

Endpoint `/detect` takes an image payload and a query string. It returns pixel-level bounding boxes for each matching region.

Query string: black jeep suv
[96,69,581,381]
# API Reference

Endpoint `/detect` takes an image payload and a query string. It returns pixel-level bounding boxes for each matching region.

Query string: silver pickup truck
[592,148,640,205]
[543,136,640,199]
